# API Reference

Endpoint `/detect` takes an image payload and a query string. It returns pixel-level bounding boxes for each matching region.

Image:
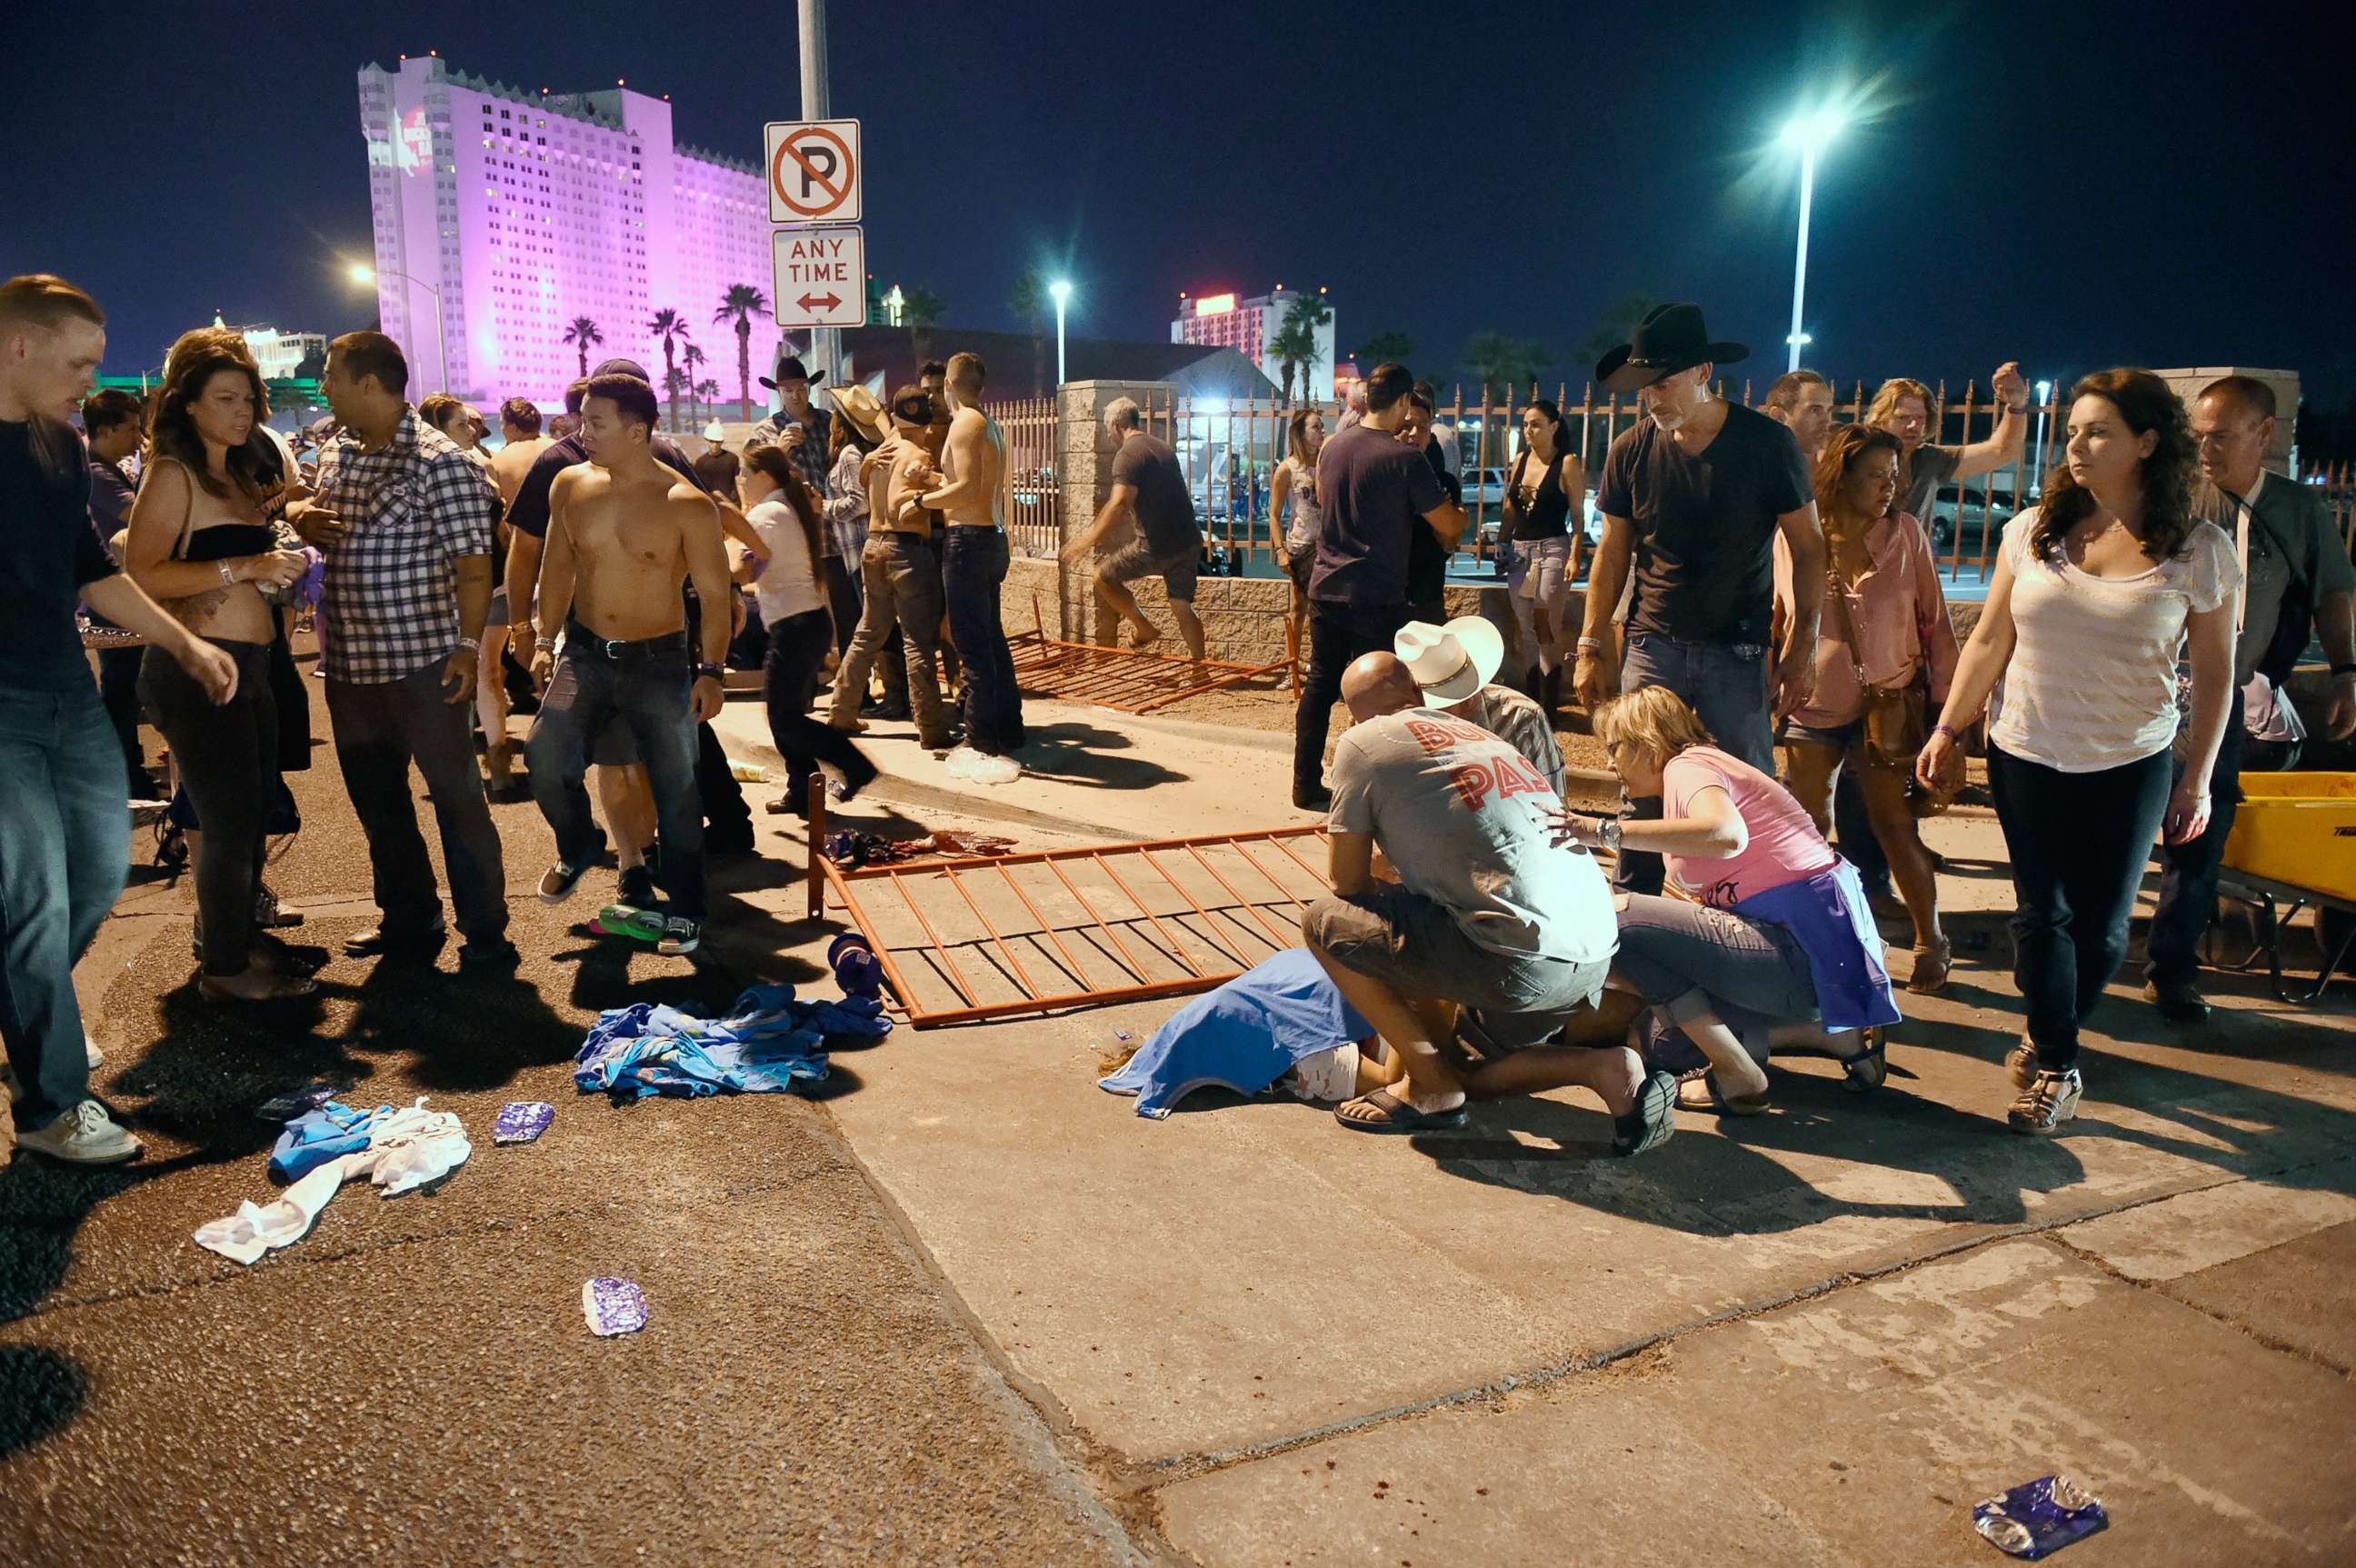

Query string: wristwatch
[694,662,723,681]
[1600,816,1622,854]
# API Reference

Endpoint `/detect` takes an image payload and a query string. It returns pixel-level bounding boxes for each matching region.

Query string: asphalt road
[0,647,1150,1567]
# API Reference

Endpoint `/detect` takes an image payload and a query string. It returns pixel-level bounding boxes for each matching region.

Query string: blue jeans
[1617,632,1774,894]
[0,684,127,1130]
[943,527,1025,754]
[528,627,707,919]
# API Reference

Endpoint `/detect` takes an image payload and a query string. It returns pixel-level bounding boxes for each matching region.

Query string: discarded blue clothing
[574,983,881,1102]
[269,1101,399,1182]
[1099,949,1373,1119]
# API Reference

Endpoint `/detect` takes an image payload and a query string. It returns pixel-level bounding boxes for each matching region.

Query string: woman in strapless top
[124,328,314,1003]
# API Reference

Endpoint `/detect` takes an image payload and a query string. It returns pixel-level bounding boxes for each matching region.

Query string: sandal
[1333,1088,1467,1135]
[1673,1074,1772,1116]
[1840,1026,1888,1094]
[1906,938,1952,995]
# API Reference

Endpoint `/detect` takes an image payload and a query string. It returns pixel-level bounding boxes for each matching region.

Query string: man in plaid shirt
[287,332,514,969]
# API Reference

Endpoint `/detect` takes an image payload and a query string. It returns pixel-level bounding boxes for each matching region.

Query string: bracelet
[1932,723,1962,742]
[456,636,481,653]
[535,637,557,653]
[1576,636,1604,653]
[2006,401,2029,414]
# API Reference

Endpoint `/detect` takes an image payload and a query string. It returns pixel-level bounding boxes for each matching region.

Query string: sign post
[773,225,866,330]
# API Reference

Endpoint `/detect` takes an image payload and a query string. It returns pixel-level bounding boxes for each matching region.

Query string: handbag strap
[1822,553,1872,688]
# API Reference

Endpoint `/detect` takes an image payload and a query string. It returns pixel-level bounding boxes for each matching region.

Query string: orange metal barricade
[1005,594,1289,714]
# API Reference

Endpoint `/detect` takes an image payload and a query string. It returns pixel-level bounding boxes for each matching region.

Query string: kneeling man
[528,374,731,954]
[1303,653,1672,1154]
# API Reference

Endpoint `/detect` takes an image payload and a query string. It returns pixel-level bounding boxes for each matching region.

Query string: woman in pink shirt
[1560,689,1901,1114]
[1774,424,1961,992]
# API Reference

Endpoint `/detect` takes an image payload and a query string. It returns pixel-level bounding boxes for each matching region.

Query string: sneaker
[1293,784,1333,812]
[656,915,703,956]
[15,1100,143,1164]
[616,864,657,906]
[1612,1066,1677,1156]
[2005,1040,2039,1091]
[2142,974,2211,1024]
[538,857,595,904]
[85,1033,104,1070]
[2008,1067,2082,1136]
[457,938,521,973]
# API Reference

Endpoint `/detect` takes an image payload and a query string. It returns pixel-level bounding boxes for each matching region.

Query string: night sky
[6,1,2350,406]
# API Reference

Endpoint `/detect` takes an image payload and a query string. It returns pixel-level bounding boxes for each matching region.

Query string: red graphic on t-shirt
[1446,750,1551,810]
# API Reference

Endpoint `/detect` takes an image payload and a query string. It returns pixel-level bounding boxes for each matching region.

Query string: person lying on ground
[1302,653,1674,1154]
[1562,688,1901,1116]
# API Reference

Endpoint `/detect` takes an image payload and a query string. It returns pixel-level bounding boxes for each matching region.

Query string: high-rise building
[357,55,783,409]
[212,315,326,382]
[1169,286,1337,402]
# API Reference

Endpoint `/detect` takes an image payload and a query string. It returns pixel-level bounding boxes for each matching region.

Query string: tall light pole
[2032,377,2054,494]
[1779,110,1842,373]
[798,0,835,386]
[1048,279,1072,391]
[348,262,444,394]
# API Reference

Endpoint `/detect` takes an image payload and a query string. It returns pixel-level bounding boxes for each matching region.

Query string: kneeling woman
[1563,689,1901,1113]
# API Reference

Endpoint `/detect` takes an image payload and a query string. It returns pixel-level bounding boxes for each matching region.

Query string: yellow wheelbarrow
[2214,774,2356,1004]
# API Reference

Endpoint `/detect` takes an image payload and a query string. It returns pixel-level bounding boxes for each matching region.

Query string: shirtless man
[919,352,1023,756]
[829,387,952,746]
[525,374,732,955]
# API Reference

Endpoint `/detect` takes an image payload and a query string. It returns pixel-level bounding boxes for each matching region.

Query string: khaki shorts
[1104,536,1201,602]
[1304,884,1609,1051]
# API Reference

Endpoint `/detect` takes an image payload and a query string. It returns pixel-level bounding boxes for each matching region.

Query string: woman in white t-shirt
[1918,370,2240,1135]
[741,444,876,813]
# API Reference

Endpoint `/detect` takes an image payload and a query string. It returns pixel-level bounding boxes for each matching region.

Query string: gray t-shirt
[1111,433,1197,556]
[1900,442,1961,524]
[1327,708,1615,963]
[2202,470,2356,685]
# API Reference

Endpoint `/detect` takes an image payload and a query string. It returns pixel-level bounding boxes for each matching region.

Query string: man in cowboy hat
[1395,616,1564,797]
[1574,302,1826,894]
[1298,652,1672,1152]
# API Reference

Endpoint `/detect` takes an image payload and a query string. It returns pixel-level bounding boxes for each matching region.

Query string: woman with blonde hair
[1774,422,1960,991]
[1268,406,1325,668]
[1918,368,2237,1134]
[1558,686,1898,1114]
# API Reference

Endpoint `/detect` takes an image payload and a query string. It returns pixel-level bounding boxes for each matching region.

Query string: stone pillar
[1054,379,1172,643]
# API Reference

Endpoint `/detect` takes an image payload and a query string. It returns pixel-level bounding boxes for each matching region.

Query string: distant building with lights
[1170,287,1337,402]
[211,315,326,383]
[356,55,783,407]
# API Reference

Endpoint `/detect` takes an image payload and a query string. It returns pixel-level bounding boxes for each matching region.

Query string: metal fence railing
[991,396,1060,559]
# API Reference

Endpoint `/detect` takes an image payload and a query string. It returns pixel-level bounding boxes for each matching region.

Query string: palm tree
[1007,268,1049,398]
[681,342,707,420]
[1355,330,1416,369]
[1270,295,1333,404]
[648,308,694,431]
[562,315,604,380]
[900,286,945,363]
[713,284,770,422]
[1459,332,1552,400]
[695,378,721,426]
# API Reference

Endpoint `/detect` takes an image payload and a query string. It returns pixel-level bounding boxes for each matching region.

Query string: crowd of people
[5,270,2351,1166]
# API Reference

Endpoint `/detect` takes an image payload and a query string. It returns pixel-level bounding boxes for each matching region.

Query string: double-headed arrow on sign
[797,292,843,313]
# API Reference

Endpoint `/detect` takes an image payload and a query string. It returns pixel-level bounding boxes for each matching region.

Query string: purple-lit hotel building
[357,56,782,409]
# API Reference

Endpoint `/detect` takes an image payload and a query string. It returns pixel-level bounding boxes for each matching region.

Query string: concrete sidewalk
[714,688,2356,1564]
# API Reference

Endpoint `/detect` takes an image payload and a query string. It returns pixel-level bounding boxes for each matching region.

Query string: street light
[1778,109,1843,373]
[347,261,446,394]
[1048,279,1073,391]
[2032,377,2054,494]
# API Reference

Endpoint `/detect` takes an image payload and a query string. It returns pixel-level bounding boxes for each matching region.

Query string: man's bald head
[1342,652,1423,722]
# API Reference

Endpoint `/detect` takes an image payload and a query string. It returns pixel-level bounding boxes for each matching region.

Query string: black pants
[1293,599,1411,793]
[2146,718,2248,984]
[1988,744,2172,1069]
[943,527,1024,754]
[143,639,275,975]
[97,644,147,787]
[1832,767,1890,889]
[326,664,510,943]
[764,609,873,803]
[822,554,860,657]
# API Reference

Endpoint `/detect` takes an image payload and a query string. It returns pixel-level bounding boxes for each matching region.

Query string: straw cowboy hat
[1395,616,1505,707]
[1593,302,1749,393]
[826,384,889,445]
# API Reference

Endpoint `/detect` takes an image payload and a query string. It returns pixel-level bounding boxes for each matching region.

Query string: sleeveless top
[1506,449,1572,540]
[152,454,278,561]
[1281,454,1320,555]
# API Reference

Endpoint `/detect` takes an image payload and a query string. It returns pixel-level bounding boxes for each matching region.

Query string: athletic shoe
[457,938,521,973]
[2005,1040,2039,1091]
[85,1034,104,1069]
[2143,975,2211,1023]
[616,864,657,906]
[656,916,702,956]
[1293,784,1333,812]
[2008,1067,2082,1136]
[537,857,595,904]
[1612,1066,1677,1156]
[15,1100,142,1164]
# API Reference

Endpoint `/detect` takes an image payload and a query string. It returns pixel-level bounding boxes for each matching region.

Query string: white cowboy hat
[1395,616,1503,706]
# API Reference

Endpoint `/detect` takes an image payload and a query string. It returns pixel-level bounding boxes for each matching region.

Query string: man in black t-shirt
[1062,396,1208,661]
[1399,386,1462,624]
[1576,304,1825,893]
[1289,363,1466,809]
[1,275,237,1164]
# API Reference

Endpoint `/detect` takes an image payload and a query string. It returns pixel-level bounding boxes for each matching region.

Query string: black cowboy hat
[758,353,826,392]
[1593,303,1749,393]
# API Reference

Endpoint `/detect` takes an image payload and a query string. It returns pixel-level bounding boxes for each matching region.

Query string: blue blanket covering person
[573,983,889,1102]
[1099,949,1373,1119]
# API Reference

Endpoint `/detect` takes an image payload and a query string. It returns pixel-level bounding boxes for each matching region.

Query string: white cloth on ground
[194,1099,472,1265]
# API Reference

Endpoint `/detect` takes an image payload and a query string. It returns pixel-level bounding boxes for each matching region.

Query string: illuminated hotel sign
[1193,293,1236,316]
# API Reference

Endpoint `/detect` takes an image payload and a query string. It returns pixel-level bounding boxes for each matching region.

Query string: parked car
[1926,485,2016,556]
[1460,466,1508,509]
